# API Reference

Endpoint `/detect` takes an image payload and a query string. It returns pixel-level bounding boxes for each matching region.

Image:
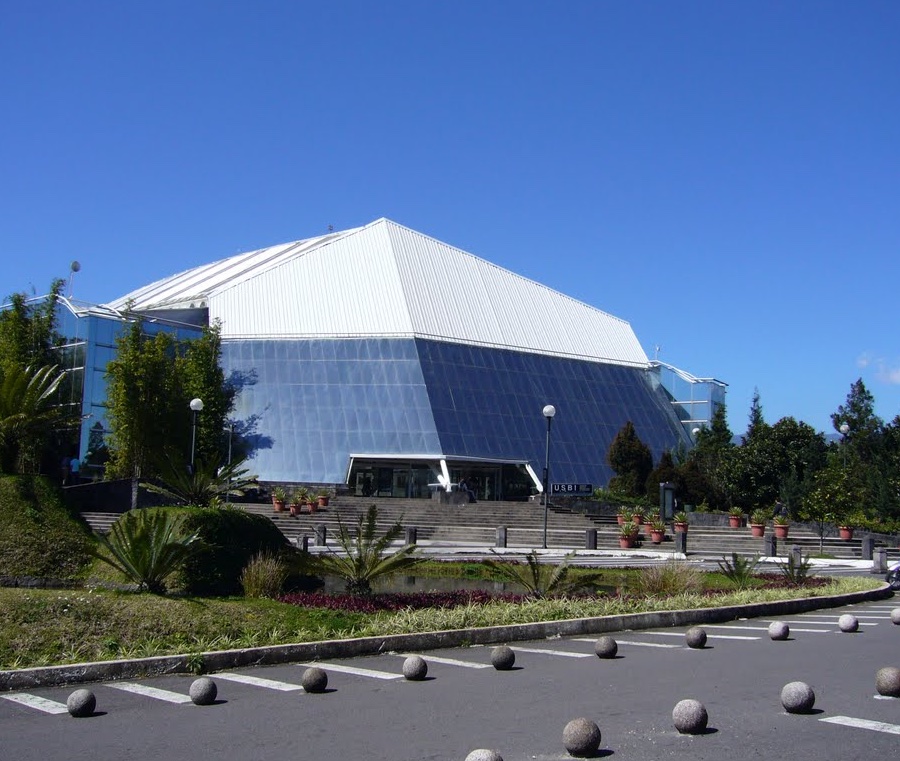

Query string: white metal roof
[107,218,649,367]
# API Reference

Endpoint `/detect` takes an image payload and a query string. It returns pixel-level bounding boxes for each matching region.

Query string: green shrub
[0,475,94,579]
[172,506,290,596]
[240,551,290,599]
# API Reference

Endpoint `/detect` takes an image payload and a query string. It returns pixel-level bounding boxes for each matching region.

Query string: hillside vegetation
[0,476,94,580]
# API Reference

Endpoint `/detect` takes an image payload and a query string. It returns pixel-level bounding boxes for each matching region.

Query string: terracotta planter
[272,499,285,513]
[317,496,329,508]
[650,530,665,544]
[774,524,789,539]
[616,515,626,525]
[307,501,317,514]
[674,522,688,533]
[839,526,854,541]
[750,523,765,538]
[619,537,636,549]
[289,504,301,517]
[632,515,644,525]
[729,515,743,528]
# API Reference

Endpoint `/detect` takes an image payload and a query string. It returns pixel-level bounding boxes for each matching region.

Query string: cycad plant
[716,552,759,589]
[91,509,200,594]
[316,504,419,595]
[143,452,258,507]
[482,550,580,598]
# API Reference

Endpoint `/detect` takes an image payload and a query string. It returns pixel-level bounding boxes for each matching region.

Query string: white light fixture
[190,398,204,412]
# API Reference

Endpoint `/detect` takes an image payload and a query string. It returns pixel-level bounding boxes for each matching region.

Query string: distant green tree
[687,405,734,509]
[743,388,767,444]
[607,421,653,497]
[645,450,679,496]
[0,280,64,375]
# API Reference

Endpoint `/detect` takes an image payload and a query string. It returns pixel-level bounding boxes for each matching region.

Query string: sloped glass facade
[221,336,689,488]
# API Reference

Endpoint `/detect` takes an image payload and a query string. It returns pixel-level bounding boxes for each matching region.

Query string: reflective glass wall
[221,337,690,487]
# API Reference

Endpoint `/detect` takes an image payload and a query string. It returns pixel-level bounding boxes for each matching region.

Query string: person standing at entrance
[69,455,81,485]
[459,477,477,503]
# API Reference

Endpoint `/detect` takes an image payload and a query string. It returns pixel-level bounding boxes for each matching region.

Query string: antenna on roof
[654,345,661,360]
[67,261,81,299]
[327,224,334,233]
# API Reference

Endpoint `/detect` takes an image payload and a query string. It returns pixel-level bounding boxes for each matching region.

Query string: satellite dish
[70,261,81,273]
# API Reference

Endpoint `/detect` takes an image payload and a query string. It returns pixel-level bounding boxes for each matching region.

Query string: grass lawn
[0,570,882,671]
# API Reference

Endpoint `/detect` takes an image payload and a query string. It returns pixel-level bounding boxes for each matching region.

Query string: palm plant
[91,509,200,594]
[0,364,66,473]
[716,552,759,589]
[315,504,419,595]
[142,452,258,507]
[482,550,583,598]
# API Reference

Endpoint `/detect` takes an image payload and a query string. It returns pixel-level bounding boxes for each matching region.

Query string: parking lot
[2,599,898,760]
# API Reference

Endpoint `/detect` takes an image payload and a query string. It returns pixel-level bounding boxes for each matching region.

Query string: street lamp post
[839,422,849,467]
[189,398,204,474]
[542,404,556,549]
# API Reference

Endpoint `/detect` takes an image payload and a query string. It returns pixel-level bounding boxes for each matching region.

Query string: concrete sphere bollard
[189,677,217,705]
[562,717,602,757]
[875,666,900,697]
[672,699,708,734]
[838,614,859,633]
[685,627,707,649]
[491,645,515,670]
[594,636,618,659]
[465,750,503,761]
[891,608,900,625]
[403,655,428,681]
[768,621,790,641]
[781,681,816,713]
[301,666,328,693]
[66,689,96,718]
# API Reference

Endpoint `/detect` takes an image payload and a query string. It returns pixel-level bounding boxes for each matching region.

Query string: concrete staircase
[79,497,899,561]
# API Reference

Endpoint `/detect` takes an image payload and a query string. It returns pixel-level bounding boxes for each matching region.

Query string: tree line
[604,384,900,530]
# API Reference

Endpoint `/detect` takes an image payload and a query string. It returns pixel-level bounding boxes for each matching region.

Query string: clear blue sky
[3,1,898,436]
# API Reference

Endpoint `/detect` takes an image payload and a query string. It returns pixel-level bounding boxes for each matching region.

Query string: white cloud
[876,364,900,385]
[857,352,872,369]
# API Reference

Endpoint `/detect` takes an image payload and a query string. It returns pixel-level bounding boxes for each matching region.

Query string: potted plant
[618,522,640,549]
[290,487,309,516]
[271,486,287,513]
[673,511,689,533]
[316,488,331,508]
[838,524,854,541]
[649,519,666,544]
[749,509,769,538]
[773,514,790,539]
[631,507,645,525]
[616,507,633,526]
[728,506,745,528]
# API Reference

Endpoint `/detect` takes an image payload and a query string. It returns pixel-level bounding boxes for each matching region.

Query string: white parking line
[820,716,900,735]
[394,654,491,669]
[573,638,679,649]
[106,682,192,704]
[215,672,303,691]
[774,619,879,626]
[512,646,593,658]
[874,695,898,701]
[644,631,759,641]
[299,663,402,680]
[0,693,69,714]
[705,624,830,633]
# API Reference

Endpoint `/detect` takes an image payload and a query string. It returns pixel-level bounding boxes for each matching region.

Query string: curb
[0,583,892,691]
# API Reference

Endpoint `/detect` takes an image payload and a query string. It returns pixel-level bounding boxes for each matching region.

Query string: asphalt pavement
[2,598,898,761]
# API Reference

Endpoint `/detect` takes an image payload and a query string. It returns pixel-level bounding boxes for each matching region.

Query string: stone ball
[301,666,328,693]
[891,608,900,625]
[780,681,816,713]
[465,750,503,761]
[875,666,900,697]
[838,614,859,633]
[594,636,618,659]
[562,717,602,757]
[672,699,708,734]
[685,627,707,649]
[403,655,428,681]
[491,645,515,670]
[66,689,96,718]
[768,621,790,641]
[189,677,217,705]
